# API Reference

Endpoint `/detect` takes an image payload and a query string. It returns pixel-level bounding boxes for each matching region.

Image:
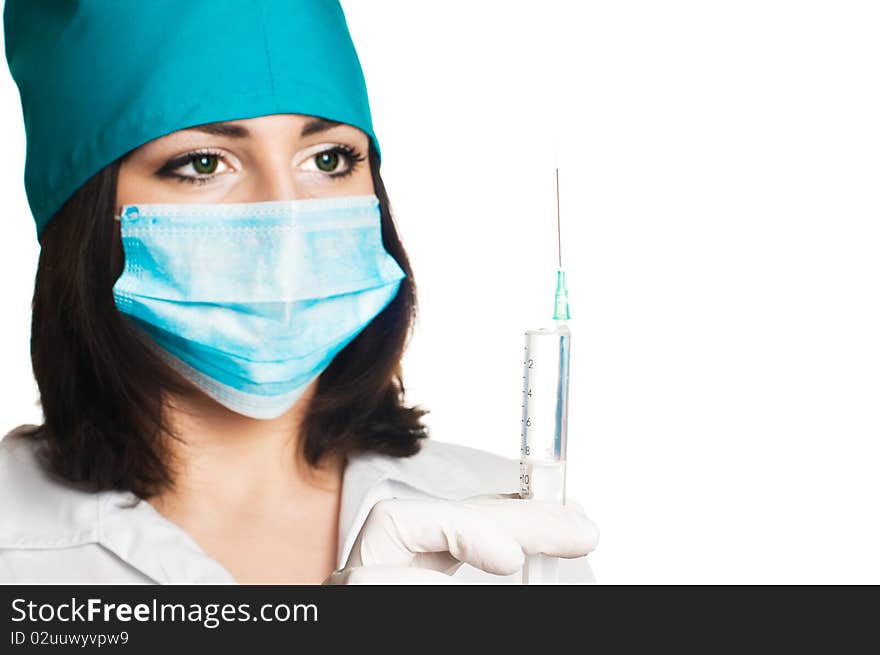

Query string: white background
[2,1,878,583]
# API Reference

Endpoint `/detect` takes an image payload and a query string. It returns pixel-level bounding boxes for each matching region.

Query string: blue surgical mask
[112,194,406,419]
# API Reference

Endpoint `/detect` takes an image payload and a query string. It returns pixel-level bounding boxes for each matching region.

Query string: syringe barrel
[519,322,571,504]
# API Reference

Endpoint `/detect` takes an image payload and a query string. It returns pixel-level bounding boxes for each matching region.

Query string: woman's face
[116,113,373,211]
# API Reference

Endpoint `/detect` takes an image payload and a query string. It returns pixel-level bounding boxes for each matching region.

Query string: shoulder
[418,438,519,485]
[0,425,238,584]
[0,424,101,549]
[359,437,521,500]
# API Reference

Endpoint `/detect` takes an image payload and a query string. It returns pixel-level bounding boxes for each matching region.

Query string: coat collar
[0,427,521,583]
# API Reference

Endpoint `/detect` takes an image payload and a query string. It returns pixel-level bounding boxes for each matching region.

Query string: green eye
[192,155,218,175]
[315,151,340,172]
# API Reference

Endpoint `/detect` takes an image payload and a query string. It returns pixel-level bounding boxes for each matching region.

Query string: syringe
[520,168,572,585]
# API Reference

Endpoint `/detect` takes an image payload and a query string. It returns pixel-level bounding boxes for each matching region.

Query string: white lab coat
[0,425,594,584]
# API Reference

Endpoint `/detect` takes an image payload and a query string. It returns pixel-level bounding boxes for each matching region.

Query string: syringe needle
[553,168,570,321]
[556,167,562,269]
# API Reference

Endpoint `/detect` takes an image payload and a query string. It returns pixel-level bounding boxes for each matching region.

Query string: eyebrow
[186,117,344,139]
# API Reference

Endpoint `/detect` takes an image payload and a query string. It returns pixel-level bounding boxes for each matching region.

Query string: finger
[463,496,599,558]
[350,498,526,575]
[323,565,460,585]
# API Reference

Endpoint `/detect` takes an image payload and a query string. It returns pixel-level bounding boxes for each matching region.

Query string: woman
[0,0,597,584]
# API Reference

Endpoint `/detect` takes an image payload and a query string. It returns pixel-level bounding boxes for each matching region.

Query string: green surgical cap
[3,0,381,239]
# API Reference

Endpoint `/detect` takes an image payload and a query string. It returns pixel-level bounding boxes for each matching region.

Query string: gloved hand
[322,493,598,584]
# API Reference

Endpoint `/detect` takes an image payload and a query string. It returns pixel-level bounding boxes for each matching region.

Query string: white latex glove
[323,493,598,584]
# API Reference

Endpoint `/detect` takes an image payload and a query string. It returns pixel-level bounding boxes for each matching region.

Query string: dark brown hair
[21,137,429,498]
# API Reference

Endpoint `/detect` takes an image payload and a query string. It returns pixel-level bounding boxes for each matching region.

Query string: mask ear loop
[113,207,140,222]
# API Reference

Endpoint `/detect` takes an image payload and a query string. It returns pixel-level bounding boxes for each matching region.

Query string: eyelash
[157,144,367,185]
